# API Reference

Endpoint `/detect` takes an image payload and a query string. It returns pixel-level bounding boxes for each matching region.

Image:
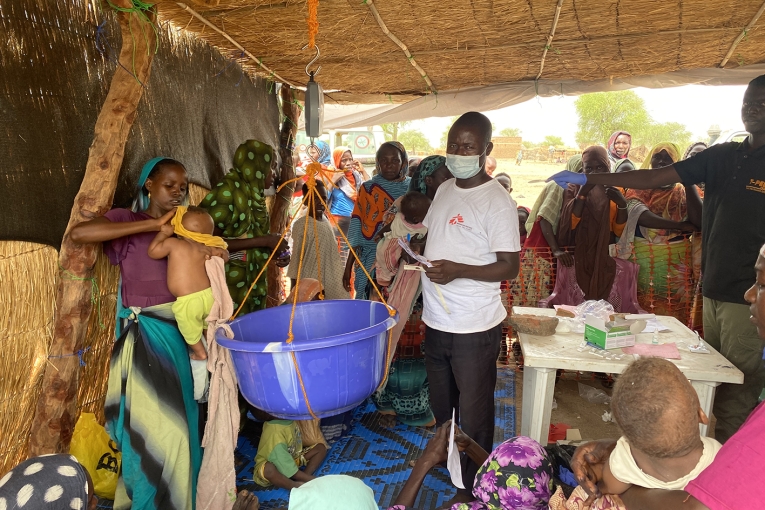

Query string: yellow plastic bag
[69,412,121,499]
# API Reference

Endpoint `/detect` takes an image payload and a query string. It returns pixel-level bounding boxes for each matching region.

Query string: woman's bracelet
[617,205,628,210]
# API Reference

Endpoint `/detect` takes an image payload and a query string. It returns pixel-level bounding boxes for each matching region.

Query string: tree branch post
[267,85,299,307]
[28,2,157,455]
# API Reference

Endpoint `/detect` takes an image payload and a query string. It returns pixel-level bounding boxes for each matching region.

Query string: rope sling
[231,155,397,419]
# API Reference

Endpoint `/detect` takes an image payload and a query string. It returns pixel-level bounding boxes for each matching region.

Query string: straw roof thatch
[159,0,765,103]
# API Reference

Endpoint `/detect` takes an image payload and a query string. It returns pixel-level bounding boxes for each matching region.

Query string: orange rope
[307,0,319,48]
[231,162,398,416]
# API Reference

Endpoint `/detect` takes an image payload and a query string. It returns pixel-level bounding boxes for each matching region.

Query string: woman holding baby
[70,150,278,510]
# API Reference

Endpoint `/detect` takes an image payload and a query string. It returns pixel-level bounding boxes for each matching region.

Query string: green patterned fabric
[201,139,272,313]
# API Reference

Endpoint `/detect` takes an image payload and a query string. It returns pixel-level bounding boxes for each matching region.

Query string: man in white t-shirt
[420,112,521,497]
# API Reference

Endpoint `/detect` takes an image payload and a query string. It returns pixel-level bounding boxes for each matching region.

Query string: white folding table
[513,306,745,444]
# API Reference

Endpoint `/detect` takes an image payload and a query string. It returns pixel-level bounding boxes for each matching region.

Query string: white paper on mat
[447,408,465,489]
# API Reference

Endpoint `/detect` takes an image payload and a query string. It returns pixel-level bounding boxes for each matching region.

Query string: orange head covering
[332,146,352,171]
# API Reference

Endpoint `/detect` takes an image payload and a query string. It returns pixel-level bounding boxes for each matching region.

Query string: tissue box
[584,315,635,349]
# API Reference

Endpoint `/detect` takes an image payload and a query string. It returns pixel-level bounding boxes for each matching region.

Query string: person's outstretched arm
[391,424,449,508]
[69,209,176,244]
[636,211,696,232]
[549,166,681,190]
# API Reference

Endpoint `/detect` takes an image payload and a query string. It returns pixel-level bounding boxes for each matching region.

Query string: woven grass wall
[0,184,209,476]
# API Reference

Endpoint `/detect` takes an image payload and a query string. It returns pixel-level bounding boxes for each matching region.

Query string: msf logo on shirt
[449,214,472,231]
[747,178,765,195]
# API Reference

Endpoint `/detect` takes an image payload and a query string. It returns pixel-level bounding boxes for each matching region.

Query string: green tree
[542,135,564,147]
[575,90,694,149]
[500,127,522,137]
[574,91,651,146]
[641,121,693,149]
[381,121,411,141]
[398,129,433,155]
[439,116,460,149]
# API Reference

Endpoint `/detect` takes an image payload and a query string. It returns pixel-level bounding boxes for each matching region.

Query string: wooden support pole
[536,0,564,80]
[176,3,299,89]
[28,3,157,455]
[266,85,299,307]
[364,0,436,93]
[719,0,765,67]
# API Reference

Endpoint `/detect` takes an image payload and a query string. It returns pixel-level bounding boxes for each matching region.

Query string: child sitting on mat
[600,357,721,495]
[148,205,229,400]
[254,419,327,490]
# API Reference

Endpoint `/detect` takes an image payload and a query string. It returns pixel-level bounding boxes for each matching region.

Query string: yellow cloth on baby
[172,287,214,346]
[171,206,228,249]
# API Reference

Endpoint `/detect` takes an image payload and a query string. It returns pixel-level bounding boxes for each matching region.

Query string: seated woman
[618,142,702,320]
[387,423,555,509]
[547,146,641,312]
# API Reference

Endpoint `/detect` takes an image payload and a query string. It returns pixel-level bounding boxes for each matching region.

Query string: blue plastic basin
[217,300,399,420]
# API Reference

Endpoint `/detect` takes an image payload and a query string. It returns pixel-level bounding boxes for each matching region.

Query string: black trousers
[424,323,502,489]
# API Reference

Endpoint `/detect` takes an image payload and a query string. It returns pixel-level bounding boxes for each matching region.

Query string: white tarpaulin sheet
[322,64,765,129]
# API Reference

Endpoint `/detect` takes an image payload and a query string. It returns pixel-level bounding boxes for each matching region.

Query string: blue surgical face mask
[446,150,486,180]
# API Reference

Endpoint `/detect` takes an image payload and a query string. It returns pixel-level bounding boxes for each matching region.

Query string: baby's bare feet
[232,490,259,510]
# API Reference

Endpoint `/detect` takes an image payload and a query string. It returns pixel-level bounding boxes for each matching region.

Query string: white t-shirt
[609,436,722,490]
[421,178,520,333]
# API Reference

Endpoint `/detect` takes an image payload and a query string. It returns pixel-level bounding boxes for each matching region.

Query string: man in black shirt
[547,75,765,442]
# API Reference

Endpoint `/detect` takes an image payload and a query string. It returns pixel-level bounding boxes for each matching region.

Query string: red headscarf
[607,131,632,160]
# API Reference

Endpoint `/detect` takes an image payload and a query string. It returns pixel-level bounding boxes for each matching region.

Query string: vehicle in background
[295,127,385,166]
[710,129,748,145]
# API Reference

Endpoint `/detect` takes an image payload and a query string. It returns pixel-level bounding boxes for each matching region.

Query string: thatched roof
[159,0,765,103]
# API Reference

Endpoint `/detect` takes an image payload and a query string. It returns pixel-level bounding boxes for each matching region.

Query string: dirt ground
[493,159,565,208]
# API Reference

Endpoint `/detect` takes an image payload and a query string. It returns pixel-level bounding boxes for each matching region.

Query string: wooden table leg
[521,366,557,444]
[690,380,720,437]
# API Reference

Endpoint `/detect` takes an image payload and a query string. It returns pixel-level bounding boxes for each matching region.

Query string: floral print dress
[389,436,554,510]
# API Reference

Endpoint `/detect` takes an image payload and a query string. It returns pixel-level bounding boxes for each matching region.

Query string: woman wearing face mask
[343,141,411,300]
[618,142,702,320]
[607,131,636,173]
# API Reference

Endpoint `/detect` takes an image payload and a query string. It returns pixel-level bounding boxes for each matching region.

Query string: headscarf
[200,139,272,313]
[171,206,228,248]
[557,146,616,300]
[683,141,708,160]
[289,475,378,510]
[409,155,447,195]
[376,141,409,181]
[450,436,554,510]
[638,142,682,170]
[332,146,352,170]
[607,131,632,160]
[131,157,189,212]
[0,454,90,509]
[314,140,332,166]
[329,146,361,203]
[524,154,582,235]
[626,142,688,242]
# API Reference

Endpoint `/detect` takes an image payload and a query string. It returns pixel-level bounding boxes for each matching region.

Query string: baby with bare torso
[148,206,228,398]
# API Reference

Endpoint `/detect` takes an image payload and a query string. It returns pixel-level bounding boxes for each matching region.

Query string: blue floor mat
[235,366,516,510]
